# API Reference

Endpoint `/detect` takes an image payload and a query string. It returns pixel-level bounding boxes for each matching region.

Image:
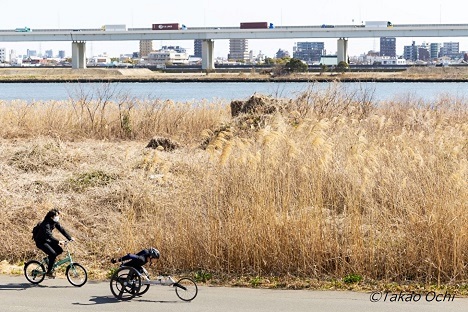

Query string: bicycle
[24,241,87,287]
[109,262,198,301]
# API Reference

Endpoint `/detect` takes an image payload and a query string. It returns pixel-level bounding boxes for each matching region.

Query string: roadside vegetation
[0,82,466,293]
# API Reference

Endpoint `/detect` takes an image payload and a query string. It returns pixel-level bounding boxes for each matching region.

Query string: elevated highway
[1,24,468,69]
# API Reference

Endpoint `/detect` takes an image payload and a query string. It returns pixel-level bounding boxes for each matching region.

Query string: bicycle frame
[120,265,176,286]
[39,243,73,274]
[25,241,88,287]
[143,275,176,286]
[127,266,167,285]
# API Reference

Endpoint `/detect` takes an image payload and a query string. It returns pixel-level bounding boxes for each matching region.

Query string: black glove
[111,258,117,264]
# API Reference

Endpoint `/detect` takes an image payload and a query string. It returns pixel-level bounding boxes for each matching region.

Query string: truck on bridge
[15,27,31,32]
[365,21,393,28]
[152,23,187,30]
[240,22,275,29]
[101,24,127,31]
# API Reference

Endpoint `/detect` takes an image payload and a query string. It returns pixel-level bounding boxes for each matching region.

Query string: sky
[1,0,467,59]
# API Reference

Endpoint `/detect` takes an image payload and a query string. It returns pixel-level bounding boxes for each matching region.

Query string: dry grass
[0,93,227,145]
[405,66,468,79]
[0,83,466,292]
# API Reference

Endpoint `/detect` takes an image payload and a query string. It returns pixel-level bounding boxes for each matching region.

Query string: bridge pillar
[201,39,215,70]
[337,38,348,64]
[72,41,87,69]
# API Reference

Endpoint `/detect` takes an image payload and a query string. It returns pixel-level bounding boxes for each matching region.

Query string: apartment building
[146,47,189,65]
[44,49,54,58]
[0,48,7,62]
[293,42,325,64]
[404,41,461,61]
[440,42,460,58]
[403,41,418,61]
[193,39,202,58]
[139,40,153,58]
[380,37,396,57]
[430,43,441,59]
[228,39,249,61]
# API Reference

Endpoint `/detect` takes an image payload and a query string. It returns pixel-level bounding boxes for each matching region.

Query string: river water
[0,82,467,103]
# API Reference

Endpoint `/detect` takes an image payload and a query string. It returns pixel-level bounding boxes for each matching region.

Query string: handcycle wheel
[174,277,198,301]
[66,263,88,287]
[110,266,141,300]
[24,260,46,284]
[137,284,150,296]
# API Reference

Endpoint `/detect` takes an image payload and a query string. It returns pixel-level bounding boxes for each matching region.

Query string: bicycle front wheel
[66,263,88,287]
[174,277,198,301]
[24,260,46,284]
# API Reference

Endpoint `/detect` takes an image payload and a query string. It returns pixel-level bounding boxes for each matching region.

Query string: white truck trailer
[101,24,127,31]
[365,21,392,28]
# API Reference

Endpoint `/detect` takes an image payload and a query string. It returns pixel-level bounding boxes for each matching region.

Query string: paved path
[0,274,466,312]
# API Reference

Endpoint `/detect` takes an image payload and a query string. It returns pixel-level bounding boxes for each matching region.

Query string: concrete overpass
[1,24,468,69]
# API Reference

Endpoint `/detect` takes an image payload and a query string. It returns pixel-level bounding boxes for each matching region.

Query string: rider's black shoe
[45,272,56,279]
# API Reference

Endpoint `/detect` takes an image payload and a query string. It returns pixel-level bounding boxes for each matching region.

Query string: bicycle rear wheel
[110,267,141,300]
[24,260,46,284]
[174,277,198,301]
[66,263,88,287]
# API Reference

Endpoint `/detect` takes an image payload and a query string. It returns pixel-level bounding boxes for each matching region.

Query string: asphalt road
[0,274,466,312]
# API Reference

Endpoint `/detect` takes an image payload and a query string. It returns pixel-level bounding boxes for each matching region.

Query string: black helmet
[148,247,160,259]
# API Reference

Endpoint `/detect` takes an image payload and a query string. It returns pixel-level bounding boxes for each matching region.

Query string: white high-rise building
[430,43,442,59]
[0,48,8,63]
[441,42,459,57]
[228,39,249,61]
[146,47,189,66]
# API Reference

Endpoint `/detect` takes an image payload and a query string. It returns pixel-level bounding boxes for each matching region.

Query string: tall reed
[0,84,466,285]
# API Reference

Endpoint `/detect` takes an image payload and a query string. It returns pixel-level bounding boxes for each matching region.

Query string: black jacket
[35,218,72,244]
[118,249,152,267]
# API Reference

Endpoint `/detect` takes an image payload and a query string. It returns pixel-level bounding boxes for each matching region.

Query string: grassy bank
[0,83,466,293]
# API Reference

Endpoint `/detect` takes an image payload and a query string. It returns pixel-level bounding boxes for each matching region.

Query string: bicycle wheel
[174,277,198,301]
[66,263,88,287]
[24,260,46,284]
[110,267,141,301]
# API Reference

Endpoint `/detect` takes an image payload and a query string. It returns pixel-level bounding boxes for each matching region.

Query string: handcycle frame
[24,241,88,287]
[109,263,198,301]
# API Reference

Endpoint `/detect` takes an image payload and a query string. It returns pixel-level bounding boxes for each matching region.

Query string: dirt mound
[230,94,282,117]
[201,94,290,149]
[146,137,180,151]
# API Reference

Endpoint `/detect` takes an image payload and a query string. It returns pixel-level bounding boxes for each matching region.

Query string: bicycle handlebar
[61,239,75,246]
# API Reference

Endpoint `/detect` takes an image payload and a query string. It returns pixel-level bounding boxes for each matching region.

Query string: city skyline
[1,0,468,58]
[4,38,465,63]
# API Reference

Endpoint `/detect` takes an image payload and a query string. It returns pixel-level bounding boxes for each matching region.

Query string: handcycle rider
[34,209,75,278]
[111,247,160,272]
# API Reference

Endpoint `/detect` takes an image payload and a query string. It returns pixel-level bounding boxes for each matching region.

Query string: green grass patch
[343,274,363,284]
[66,170,117,191]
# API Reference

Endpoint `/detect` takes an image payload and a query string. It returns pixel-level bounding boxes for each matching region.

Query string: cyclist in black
[34,209,74,278]
[111,248,160,272]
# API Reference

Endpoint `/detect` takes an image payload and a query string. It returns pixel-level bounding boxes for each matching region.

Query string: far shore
[1,67,468,82]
